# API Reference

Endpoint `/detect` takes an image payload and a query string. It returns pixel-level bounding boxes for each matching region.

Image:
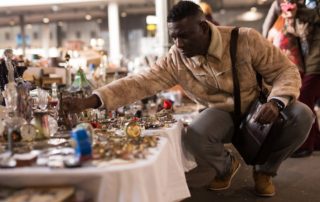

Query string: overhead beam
[0,10,106,27]
[0,0,148,7]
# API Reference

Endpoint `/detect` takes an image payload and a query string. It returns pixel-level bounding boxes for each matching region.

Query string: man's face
[168,17,207,58]
[5,51,13,60]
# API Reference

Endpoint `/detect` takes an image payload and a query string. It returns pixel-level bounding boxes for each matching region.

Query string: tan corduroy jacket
[95,24,301,114]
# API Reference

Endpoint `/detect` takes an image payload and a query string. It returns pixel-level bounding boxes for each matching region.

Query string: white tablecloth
[143,121,197,172]
[0,122,192,202]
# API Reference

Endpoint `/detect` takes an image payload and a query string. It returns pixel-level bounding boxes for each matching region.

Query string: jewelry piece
[124,121,141,138]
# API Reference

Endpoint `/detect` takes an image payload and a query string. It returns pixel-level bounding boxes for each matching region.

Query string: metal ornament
[124,121,141,138]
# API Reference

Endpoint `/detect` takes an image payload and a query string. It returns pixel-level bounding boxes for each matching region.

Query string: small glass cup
[3,83,18,116]
[38,89,48,111]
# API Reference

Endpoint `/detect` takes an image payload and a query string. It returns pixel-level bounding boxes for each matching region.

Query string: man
[0,49,23,91]
[64,1,313,197]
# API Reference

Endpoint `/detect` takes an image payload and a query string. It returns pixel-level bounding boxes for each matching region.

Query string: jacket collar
[191,21,223,66]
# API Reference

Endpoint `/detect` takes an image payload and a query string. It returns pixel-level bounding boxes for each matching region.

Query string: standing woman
[263,0,320,157]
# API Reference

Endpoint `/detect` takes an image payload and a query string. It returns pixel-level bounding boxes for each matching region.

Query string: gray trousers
[183,101,314,183]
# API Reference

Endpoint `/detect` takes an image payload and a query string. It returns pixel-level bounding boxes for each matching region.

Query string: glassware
[49,83,59,118]
[20,96,36,142]
[38,89,48,111]
[3,83,18,116]
[48,115,58,137]
[31,111,50,139]
[69,68,94,97]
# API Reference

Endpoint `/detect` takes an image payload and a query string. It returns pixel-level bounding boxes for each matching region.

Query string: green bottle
[69,68,94,97]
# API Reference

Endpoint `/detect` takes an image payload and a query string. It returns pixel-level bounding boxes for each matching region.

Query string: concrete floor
[183,151,320,202]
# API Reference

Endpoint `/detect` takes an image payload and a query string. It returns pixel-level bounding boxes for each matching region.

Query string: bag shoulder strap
[230,27,241,130]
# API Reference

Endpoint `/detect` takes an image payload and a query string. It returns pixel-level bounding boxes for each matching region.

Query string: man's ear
[199,20,209,34]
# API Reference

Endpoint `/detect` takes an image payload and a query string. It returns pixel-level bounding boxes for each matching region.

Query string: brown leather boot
[253,171,275,197]
[209,155,240,191]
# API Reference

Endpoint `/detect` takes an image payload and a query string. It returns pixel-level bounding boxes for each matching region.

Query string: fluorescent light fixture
[237,7,263,21]
[51,5,59,12]
[146,15,157,25]
[85,14,92,21]
[43,17,50,23]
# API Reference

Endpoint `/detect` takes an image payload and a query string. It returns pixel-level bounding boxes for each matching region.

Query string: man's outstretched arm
[63,94,102,113]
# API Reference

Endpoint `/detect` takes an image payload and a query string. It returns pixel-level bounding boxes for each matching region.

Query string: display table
[0,122,193,202]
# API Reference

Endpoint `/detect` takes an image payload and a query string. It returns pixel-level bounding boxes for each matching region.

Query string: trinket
[71,128,92,162]
[20,124,37,142]
[124,121,141,138]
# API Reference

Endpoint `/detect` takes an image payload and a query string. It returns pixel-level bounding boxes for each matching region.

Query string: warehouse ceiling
[0,0,272,27]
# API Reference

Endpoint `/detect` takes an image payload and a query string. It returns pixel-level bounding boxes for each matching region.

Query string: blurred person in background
[200,2,220,25]
[0,49,25,91]
[266,0,306,74]
[16,55,29,76]
[63,1,314,197]
[263,0,320,158]
[0,49,29,105]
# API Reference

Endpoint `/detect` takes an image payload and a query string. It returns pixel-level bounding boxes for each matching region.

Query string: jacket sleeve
[262,1,280,37]
[246,28,301,102]
[93,53,178,110]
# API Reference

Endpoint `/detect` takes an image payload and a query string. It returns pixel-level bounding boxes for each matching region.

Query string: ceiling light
[52,5,59,12]
[43,17,50,24]
[236,7,263,22]
[121,12,127,18]
[85,14,92,21]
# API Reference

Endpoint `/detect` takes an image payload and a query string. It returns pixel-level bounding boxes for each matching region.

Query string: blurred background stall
[0,0,274,89]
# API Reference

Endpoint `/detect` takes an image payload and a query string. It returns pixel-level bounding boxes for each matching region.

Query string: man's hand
[62,97,86,113]
[254,101,280,124]
[62,94,102,113]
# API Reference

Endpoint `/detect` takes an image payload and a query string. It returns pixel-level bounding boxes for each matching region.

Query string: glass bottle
[69,68,94,97]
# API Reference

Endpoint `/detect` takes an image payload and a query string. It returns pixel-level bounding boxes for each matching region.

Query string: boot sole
[208,162,241,191]
[254,191,275,197]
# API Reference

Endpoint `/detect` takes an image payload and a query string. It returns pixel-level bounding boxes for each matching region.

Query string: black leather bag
[235,100,286,165]
[229,28,284,165]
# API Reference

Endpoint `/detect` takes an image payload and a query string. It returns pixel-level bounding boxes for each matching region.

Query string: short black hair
[167,1,203,22]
